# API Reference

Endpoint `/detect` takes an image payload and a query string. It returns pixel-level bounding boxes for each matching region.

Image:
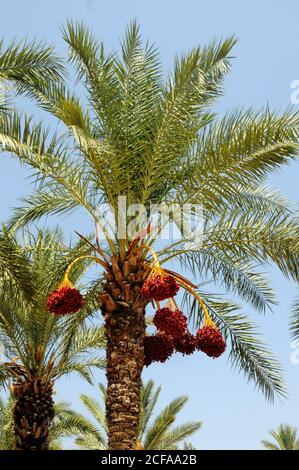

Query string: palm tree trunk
[12,377,54,450]
[101,254,147,450]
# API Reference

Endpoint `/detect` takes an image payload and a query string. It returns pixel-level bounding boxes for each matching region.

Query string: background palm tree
[0,21,299,448]
[73,380,201,450]
[0,228,105,450]
[0,395,94,450]
[262,424,299,450]
[0,395,15,450]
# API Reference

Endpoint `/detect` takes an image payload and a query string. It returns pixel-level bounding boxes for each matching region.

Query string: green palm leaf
[262,424,299,450]
[184,291,285,401]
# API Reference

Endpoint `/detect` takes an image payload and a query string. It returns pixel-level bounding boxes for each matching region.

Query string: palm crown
[262,424,299,450]
[0,20,299,448]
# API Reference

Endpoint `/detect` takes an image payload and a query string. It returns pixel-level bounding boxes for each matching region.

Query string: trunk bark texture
[100,253,147,450]
[12,376,54,450]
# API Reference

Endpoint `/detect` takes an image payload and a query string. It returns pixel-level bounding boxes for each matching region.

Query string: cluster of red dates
[46,252,226,366]
[141,272,226,366]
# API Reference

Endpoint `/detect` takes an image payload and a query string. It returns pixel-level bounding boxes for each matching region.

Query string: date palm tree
[262,424,299,450]
[74,380,201,450]
[0,22,299,449]
[0,228,105,450]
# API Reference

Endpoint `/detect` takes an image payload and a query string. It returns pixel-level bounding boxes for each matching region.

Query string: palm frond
[138,381,161,439]
[190,109,299,201]
[0,37,64,87]
[262,424,299,450]
[157,422,201,450]
[184,291,286,401]
[8,189,80,231]
[0,229,34,301]
[163,248,276,313]
[75,432,106,450]
[80,394,107,432]
[143,396,188,449]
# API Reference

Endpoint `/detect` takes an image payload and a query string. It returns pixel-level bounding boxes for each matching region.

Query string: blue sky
[1,0,299,449]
